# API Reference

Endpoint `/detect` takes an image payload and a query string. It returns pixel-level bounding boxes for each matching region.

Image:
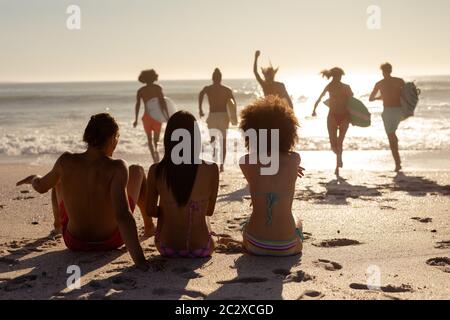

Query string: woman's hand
[297,166,305,178]
[16,175,38,186]
[255,50,261,59]
[133,120,138,128]
[312,111,317,117]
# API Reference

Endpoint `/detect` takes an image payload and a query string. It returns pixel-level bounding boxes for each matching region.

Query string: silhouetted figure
[313,68,353,176]
[133,69,169,163]
[253,50,294,109]
[369,63,405,172]
[199,68,236,172]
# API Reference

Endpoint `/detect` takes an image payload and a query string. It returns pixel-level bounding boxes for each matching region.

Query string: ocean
[0,76,449,163]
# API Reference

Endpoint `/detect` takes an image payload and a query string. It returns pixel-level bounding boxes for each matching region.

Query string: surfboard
[226,99,238,126]
[401,82,420,119]
[145,97,177,123]
[347,97,371,127]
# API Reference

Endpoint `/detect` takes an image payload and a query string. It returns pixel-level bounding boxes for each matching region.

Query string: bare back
[138,84,163,104]
[377,77,405,108]
[327,82,353,115]
[150,162,219,250]
[58,153,124,241]
[240,152,300,241]
[203,84,233,113]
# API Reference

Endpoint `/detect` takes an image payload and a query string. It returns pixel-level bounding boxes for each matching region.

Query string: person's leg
[147,132,158,163]
[128,165,155,237]
[220,129,227,172]
[336,121,350,169]
[153,130,161,162]
[387,132,402,171]
[51,185,63,234]
[327,115,339,174]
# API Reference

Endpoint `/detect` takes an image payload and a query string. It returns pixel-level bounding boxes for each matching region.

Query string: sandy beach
[1,151,449,300]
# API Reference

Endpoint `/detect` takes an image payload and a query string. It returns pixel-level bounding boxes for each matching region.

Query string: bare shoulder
[287,152,301,164]
[110,159,129,176]
[148,163,159,177]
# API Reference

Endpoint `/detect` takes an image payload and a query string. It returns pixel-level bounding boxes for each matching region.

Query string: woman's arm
[146,164,159,218]
[198,87,206,118]
[134,91,141,128]
[253,50,264,86]
[312,86,328,116]
[206,164,219,217]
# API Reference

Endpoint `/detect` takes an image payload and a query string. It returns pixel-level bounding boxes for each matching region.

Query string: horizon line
[1,73,450,85]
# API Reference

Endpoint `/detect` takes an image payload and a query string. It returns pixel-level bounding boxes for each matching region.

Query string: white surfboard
[401,82,420,119]
[145,97,177,123]
[226,99,238,126]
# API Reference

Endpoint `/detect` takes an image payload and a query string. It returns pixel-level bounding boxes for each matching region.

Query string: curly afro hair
[239,95,299,153]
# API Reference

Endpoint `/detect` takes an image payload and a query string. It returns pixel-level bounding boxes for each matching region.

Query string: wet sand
[0,154,449,300]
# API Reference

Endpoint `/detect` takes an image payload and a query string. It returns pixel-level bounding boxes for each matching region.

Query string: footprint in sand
[20,190,30,194]
[283,271,315,283]
[2,274,38,292]
[380,205,396,210]
[272,269,291,277]
[12,196,35,201]
[435,241,450,249]
[411,217,433,223]
[0,205,5,209]
[153,287,206,299]
[298,290,324,300]
[426,257,450,273]
[312,238,361,248]
[313,259,343,271]
[217,277,268,285]
[349,283,413,293]
[215,237,244,254]
[0,257,19,266]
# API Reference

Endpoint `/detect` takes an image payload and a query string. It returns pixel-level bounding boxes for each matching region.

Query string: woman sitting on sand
[240,96,304,257]
[253,50,294,109]
[146,111,219,258]
[133,69,169,163]
[312,68,353,176]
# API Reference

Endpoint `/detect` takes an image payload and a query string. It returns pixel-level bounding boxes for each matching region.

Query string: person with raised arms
[253,50,294,109]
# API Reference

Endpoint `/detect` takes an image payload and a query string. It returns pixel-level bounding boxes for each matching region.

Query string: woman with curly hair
[312,67,353,176]
[239,96,304,257]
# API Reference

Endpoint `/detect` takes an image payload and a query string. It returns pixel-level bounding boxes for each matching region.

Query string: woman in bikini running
[312,67,353,176]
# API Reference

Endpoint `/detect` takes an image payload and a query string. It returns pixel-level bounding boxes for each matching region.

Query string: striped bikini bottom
[244,229,304,257]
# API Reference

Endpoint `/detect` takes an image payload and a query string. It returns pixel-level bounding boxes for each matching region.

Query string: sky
[0,0,449,82]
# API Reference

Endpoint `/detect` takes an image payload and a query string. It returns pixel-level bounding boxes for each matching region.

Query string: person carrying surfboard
[312,68,353,176]
[369,63,406,172]
[133,69,170,163]
[253,50,294,109]
[199,68,237,172]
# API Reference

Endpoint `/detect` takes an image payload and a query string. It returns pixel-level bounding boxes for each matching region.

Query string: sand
[0,154,449,300]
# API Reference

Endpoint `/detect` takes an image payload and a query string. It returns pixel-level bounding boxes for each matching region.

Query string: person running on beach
[253,50,294,109]
[133,69,169,163]
[239,96,304,257]
[16,113,153,271]
[146,111,219,258]
[369,63,405,172]
[199,68,236,172]
[312,68,353,176]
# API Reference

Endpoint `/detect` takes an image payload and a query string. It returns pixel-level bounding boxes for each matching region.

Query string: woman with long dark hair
[146,111,219,258]
[312,68,353,176]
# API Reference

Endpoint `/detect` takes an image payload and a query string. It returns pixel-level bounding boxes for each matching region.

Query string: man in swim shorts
[17,113,153,271]
[369,63,406,172]
[199,68,237,172]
